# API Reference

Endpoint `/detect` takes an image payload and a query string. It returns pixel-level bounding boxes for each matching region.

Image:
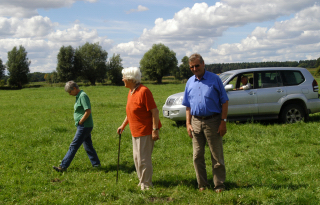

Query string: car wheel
[175,121,185,127]
[280,104,305,123]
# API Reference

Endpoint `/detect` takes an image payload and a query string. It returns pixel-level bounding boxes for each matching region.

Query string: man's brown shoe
[215,188,225,193]
[199,187,206,192]
[53,166,67,172]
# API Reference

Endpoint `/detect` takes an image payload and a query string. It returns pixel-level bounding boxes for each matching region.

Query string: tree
[179,56,193,80]
[315,66,320,76]
[76,42,108,85]
[56,45,78,82]
[315,57,320,68]
[51,71,59,83]
[28,72,46,82]
[6,45,31,88]
[106,53,123,85]
[140,43,178,84]
[0,58,5,80]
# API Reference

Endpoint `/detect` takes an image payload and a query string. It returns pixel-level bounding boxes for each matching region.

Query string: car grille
[166,98,175,106]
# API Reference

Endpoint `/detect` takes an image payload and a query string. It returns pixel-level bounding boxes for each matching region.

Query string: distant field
[1,83,320,204]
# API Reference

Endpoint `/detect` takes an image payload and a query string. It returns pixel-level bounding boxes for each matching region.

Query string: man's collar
[76,90,83,98]
[194,70,207,81]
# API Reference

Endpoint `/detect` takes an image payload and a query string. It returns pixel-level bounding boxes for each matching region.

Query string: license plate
[164,111,169,116]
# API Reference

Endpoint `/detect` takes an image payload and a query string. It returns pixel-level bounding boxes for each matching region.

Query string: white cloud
[1,0,320,73]
[112,1,320,67]
[0,22,113,73]
[0,0,97,18]
[0,16,56,38]
[126,5,149,14]
[207,5,320,63]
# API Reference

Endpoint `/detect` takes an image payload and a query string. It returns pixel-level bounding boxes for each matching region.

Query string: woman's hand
[152,130,160,141]
[117,117,128,135]
[117,126,124,135]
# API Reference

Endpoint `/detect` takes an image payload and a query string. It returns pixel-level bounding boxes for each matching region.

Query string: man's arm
[218,101,228,137]
[186,107,193,138]
[79,109,91,125]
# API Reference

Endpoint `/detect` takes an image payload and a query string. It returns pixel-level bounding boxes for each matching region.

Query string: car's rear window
[281,71,305,86]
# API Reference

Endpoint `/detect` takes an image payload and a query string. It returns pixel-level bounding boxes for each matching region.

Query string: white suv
[162,67,320,123]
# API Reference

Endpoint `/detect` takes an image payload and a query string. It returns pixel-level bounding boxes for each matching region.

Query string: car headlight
[173,96,183,105]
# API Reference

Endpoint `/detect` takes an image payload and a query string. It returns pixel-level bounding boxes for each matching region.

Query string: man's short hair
[65,81,79,92]
[189,53,204,64]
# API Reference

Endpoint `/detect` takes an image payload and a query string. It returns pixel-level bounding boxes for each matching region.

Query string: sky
[0,0,320,73]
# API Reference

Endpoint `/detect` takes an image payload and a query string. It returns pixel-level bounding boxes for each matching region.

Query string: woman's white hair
[122,67,141,83]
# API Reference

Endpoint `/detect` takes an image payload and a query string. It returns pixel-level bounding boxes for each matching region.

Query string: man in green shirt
[53,81,100,172]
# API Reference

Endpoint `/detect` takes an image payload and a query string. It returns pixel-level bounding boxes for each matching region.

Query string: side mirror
[224,84,234,91]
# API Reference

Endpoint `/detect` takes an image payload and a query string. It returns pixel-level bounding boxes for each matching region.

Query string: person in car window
[117,67,162,191]
[238,76,251,90]
[53,81,101,172]
[182,53,229,193]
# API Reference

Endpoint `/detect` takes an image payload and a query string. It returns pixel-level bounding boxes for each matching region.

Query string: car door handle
[249,91,255,95]
[277,89,284,93]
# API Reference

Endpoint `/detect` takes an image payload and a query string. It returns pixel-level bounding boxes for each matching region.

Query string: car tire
[175,121,185,127]
[280,104,305,123]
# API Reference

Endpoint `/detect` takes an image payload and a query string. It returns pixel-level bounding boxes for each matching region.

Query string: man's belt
[193,113,219,120]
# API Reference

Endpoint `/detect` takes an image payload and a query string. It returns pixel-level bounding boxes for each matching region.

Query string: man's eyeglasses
[190,64,200,69]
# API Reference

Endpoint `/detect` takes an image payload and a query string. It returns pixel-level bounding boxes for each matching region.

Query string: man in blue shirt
[182,53,229,193]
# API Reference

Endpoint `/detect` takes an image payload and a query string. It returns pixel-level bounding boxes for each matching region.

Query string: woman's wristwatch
[221,119,227,122]
[153,128,159,131]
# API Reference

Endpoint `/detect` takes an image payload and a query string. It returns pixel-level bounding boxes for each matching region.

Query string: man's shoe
[93,164,102,170]
[215,188,225,193]
[53,166,67,172]
[199,187,206,192]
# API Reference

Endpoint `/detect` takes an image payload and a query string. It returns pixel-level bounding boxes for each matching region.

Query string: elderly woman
[117,67,161,190]
[53,81,101,172]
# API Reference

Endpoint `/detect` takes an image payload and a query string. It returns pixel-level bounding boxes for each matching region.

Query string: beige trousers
[192,115,226,189]
[132,134,154,190]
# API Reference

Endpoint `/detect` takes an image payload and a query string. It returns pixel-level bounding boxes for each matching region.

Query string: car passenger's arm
[186,107,193,138]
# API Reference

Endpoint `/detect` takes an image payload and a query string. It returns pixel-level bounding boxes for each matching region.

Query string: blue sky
[0,0,320,73]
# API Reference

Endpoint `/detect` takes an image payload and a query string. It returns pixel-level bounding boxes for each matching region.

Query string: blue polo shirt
[182,70,229,117]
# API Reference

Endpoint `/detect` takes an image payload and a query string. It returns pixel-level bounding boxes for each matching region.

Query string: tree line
[1,42,320,88]
[205,60,319,74]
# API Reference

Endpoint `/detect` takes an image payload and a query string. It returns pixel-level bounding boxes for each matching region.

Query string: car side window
[227,75,239,90]
[257,71,283,88]
[281,71,305,86]
[228,73,254,91]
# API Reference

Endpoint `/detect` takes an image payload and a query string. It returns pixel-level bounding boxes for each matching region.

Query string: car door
[226,73,258,117]
[256,71,286,115]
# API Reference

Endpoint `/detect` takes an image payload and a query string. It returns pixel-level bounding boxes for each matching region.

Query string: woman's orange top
[126,84,162,137]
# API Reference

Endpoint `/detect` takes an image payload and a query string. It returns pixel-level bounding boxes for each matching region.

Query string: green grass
[1,84,320,204]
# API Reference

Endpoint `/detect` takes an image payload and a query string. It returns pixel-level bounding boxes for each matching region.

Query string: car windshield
[219,73,233,83]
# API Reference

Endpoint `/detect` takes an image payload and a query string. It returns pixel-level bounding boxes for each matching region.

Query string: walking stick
[116,130,121,183]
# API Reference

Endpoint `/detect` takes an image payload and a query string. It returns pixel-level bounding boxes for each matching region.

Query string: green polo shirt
[74,90,93,127]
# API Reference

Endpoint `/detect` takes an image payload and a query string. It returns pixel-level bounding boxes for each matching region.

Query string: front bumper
[162,105,186,121]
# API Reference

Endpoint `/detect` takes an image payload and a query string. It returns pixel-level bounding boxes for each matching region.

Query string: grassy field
[1,83,320,204]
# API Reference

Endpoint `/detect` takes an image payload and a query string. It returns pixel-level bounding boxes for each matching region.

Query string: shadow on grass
[225,181,308,191]
[154,177,309,191]
[307,114,320,122]
[153,177,198,189]
[103,161,136,174]
[171,121,186,128]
